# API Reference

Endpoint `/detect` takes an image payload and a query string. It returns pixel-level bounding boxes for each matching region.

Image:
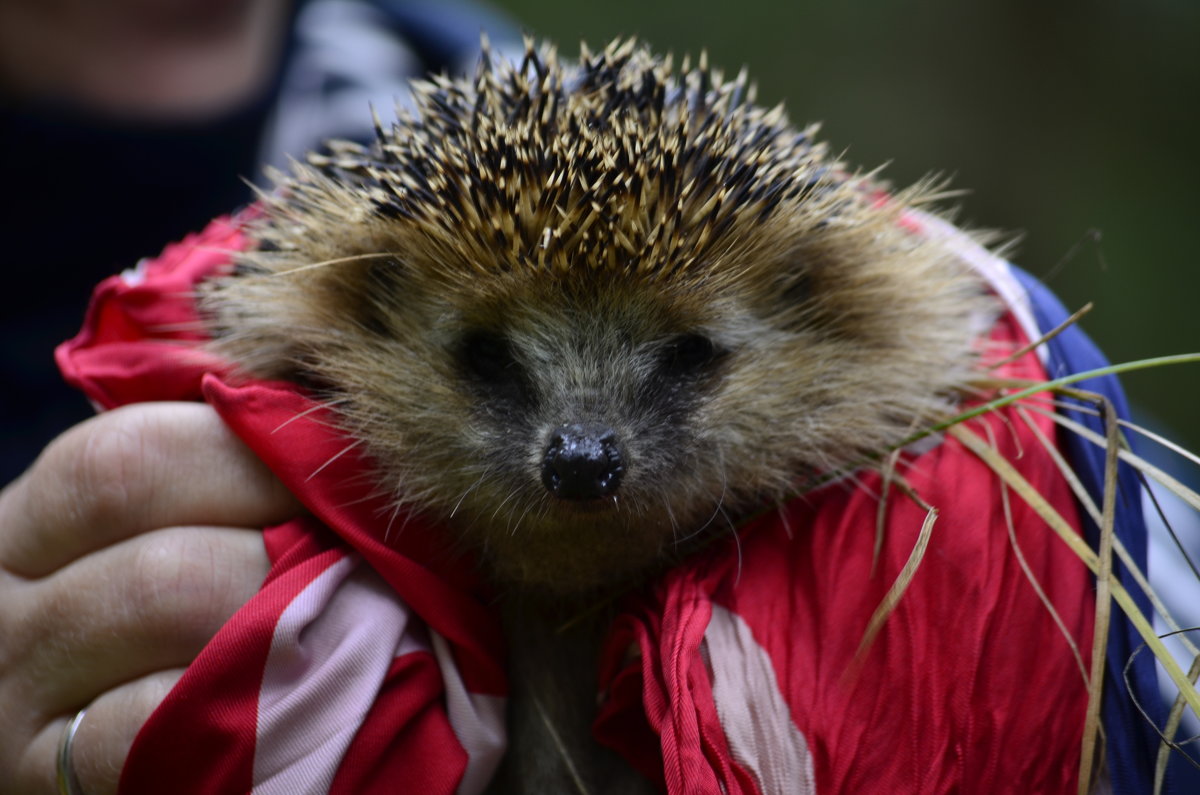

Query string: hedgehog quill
[202,38,998,791]
[108,36,1125,793]
[207,39,994,591]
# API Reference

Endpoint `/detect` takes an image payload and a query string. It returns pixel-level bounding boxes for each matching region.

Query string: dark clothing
[1,99,271,484]
[0,0,517,484]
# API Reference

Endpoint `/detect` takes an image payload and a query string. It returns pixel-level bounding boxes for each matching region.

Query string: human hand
[0,402,301,794]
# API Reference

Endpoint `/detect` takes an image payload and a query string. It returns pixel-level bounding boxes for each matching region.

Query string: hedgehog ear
[348,257,415,338]
[777,269,812,306]
[754,254,824,332]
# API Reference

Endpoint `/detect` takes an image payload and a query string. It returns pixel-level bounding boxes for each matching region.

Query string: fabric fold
[56,209,1162,793]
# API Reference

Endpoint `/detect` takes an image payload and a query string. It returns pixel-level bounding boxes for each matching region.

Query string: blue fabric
[1012,267,1173,793]
[386,0,522,71]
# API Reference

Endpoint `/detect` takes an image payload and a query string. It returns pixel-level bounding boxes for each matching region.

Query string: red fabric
[120,523,347,793]
[60,214,1095,794]
[59,217,503,794]
[329,652,467,795]
[202,377,505,695]
[55,221,241,410]
[595,315,1094,793]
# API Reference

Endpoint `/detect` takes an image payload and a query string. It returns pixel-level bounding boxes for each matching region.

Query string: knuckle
[127,671,184,715]
[125,529,231,637]
[57,408,164,529]
[0,589,36,664]
[21,579,93,661]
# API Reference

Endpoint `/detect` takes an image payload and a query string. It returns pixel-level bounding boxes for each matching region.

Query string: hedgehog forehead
[419,264,720,345]
[305,39,833,284]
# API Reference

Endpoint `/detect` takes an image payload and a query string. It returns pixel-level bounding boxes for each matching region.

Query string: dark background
[492,0,1200,452]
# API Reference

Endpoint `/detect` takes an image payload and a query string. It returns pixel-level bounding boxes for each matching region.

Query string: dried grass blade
[873,450,903,578]
[917,353,1200,450]
[1119,418,1200,470]
[1140,472,1200,584]
[794,357,1200,503]
[1157,652,1200,794]
[1032,408,1200,514]
[1017,405,1102,525]
[532,692,591,795]
[1049,400,1200,583]
[852,480,936,667]
[1019,405,1199,658]
[990,302,1094,371]
[1077,397,1119,794]
[1016,400,1200,787]
[947,424,1200,718]
[997,449,1089,685]
[1032,398,1200,614]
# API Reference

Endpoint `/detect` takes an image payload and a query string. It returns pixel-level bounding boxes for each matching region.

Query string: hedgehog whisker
[273,396,352,434]
[508,495,540,538]
[273,251,397,277]
[529,492,552,524]
[673,517,711,548]
[306,439,362,482]
[675,468,729,547]
[775,501,794,540]
[490,484,524,524]
[382,499,406,545]
[450,468,493,519]
[660,494,681,539]
[724,503,744,587]
[146,321,212,333]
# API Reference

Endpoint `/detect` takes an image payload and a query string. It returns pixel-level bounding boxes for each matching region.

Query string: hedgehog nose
[541,423,625,501]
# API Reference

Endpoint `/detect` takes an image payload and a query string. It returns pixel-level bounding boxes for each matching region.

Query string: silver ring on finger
[56,708,87,795]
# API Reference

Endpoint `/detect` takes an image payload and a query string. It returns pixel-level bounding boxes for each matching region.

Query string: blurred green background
[490,0,1199,452]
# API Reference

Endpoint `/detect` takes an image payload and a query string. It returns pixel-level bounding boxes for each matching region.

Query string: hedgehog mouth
[549,494,621,515]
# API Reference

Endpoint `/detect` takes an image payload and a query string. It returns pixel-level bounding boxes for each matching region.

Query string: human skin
[0,2,322,791]
[0,0,290,119]
[0,403,300,794]
[1,2,295,785]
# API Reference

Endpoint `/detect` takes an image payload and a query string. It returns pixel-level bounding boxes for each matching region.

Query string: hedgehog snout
[540,423,625,501]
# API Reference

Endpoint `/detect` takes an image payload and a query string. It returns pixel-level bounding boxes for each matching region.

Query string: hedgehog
[206,38,995,593]
[202,38,999,791]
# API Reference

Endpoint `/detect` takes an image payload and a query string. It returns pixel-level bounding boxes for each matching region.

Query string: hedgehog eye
[660,333,725,376]
[461,330,522,384]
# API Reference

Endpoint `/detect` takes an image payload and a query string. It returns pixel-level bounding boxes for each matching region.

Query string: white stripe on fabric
[119,258,151,287]
[909,210,1046,363]
[705,605,816,795]
[430,630,507,795]
[253,554,428,795]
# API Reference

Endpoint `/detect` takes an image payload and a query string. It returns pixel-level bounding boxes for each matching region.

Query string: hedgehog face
[205,38,994,592]
[436,277,740,589]
[244,263,763,590]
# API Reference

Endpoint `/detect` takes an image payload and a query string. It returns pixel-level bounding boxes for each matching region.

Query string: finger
[8,525,268,720]
[75,669,187,795]
[0,402,301,577]
[20,669,185,795]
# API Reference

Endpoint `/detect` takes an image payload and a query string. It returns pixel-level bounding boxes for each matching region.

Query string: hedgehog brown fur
[204,37,997,595]
[203,37,1006,792]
